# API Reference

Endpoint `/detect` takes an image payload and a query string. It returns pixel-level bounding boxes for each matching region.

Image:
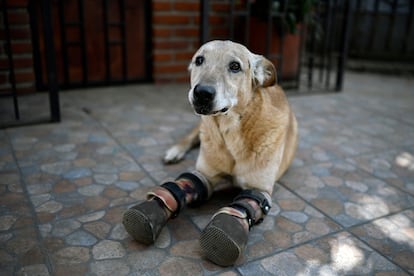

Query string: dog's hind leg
[163,122,200,164]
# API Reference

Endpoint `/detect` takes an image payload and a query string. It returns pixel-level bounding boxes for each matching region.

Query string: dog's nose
[193,85,216,103]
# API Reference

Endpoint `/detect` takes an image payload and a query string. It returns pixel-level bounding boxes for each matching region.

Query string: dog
[123,40,298,266]
[163,40,297,196]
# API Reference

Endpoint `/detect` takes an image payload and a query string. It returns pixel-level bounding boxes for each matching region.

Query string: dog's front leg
[163,122,201,164]
[199,160,277,266]
[122,171,212,244]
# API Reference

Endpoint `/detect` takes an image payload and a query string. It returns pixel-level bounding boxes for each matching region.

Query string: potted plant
[248,0,316,80]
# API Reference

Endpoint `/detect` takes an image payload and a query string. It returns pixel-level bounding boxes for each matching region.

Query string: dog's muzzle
[192,84,216,115]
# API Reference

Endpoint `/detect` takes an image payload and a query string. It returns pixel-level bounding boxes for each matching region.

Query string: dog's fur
[164,40,298,195]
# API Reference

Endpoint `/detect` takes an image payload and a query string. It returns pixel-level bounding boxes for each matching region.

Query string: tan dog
[164,40,298,196]
[123,40,298,266]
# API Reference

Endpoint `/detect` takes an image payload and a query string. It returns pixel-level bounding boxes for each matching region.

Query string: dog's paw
[163,145,186,164]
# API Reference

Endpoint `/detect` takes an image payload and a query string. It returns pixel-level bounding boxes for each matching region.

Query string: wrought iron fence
[1,0,60,128]
[200,0,352,93]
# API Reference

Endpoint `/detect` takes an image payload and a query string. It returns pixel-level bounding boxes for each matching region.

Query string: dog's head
[188,40,276,116]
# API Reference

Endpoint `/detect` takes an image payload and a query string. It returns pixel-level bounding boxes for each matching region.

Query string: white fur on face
[188,40,261,115]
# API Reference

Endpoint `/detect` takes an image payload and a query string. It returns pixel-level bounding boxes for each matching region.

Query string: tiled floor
[1,72,413,275]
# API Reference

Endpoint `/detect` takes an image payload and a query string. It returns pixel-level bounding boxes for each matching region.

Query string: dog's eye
[229,61,241,73]
[195,56,204,66]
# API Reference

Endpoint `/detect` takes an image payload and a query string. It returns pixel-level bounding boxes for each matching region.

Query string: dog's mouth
[194,105,229,116]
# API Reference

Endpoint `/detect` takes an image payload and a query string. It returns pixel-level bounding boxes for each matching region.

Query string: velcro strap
[176,172,208,206]
[147,186,178,214]
[234,189,271,215]
[161,182,186,218]
[229,201,257,229]
[212,206,247,220]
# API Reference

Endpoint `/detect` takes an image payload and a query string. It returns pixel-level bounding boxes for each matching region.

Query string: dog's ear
[251,54,277,87]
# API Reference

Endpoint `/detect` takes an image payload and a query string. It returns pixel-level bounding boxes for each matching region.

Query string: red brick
[0,58,9,70]
[154,52,173,62]
[211,2,231,12]
[175,27,199,37]
[174,2,199,11]
[9,28,31,40]
[153,63,188,74]
[0,72,8,84]
[154,40,191,50]
[209,15,228,25]
[6,10,29,24]
[16,85,35,94]
[11,41,32,54]
[175,51,193,61]
[14,71,34,83]
[153,14,191,25]
[153,27,173,37]
[13,57,33,69]
[152,1,172,11]
[6,0,28,8]
[210,28,230,39]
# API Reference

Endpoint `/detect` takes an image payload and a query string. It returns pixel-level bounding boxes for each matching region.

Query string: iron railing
[0,0,60,128]
[200,0,352,92]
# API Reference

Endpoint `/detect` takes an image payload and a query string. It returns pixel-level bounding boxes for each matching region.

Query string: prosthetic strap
[233,189,272,216]
[147,183,183,218]
[218,189,272,229]
[147,171,212,218]
[176,172,211,207]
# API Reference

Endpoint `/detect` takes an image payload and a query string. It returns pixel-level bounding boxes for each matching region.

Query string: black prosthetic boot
[200,189,271,266]
[123,172,211,244]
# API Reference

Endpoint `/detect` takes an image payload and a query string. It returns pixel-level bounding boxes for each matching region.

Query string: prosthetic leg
[200,189,271,266]
[122,171,211,244]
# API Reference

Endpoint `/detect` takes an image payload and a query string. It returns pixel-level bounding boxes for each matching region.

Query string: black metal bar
[229,0,235,39]
[78,0,88,84]
[307,26,316,89]
[320,1,332,83]
[403,1,414,53]
[29,0,44,91]
[144,0,153,81]
[385,0,398,51]
[336,0,352,92]
[58,1,69,84]
[244,0,251,46]
[349,0,362,56]
[2,2,20,120]
[119,0,127,81]
[325,0,338,90]
[103,0,111,82]
[295,11,307,91]
[200,0,209,44]
[265,0,272,57]
[367,0,380,52]
[41,0,61,122]
[277,0,288,84]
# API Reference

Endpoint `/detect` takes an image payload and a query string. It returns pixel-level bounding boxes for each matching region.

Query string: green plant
[250,0,317,34]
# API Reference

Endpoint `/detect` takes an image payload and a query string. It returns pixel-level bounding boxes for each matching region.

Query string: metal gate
[348,0,414,73]
[31,0,152,90]
[1,0,60,128]
[200,0,352,93]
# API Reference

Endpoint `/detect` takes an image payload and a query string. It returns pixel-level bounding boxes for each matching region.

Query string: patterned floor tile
[238,231,409,275]
[1,73,413,274]
[347,147,414,195]
[281,160,414,227]
[350,209,414,274]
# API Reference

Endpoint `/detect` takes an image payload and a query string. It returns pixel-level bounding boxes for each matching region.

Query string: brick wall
[0,0,234,92]
[0,0,34,94]
[152,0,232,83]
[152,0,200,83]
